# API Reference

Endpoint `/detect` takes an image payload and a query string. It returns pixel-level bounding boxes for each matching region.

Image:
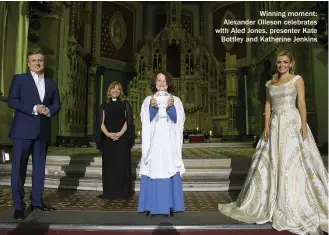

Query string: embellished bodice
[266,75,301,113]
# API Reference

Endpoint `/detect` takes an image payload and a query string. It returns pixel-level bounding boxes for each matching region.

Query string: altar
[189,135,205,143]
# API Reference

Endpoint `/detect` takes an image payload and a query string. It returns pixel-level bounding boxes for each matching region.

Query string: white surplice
[139,95,185,179]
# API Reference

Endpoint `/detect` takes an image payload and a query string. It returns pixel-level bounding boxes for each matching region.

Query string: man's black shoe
[30,204,55,211]
[13,209,25,220]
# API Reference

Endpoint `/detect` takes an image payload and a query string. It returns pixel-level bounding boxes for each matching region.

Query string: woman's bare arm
[101,110,110,136]
[120,122,127,134]
[296,77,307,127]
[264,87,271,130]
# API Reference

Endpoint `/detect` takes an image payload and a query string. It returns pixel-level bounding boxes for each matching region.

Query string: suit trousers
[11,138,47,210]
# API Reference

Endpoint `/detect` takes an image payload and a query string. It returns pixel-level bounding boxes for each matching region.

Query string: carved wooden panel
[155,14,166,34]
[74,2,86,47]
[152,48,162,71]
[65,53,88,133]
[213,3,247,61]
[181,11,193,34]
[100,2,134,63]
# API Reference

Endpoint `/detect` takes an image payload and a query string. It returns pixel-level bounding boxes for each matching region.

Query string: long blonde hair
[272,50,296,81]
[106,81,125,103]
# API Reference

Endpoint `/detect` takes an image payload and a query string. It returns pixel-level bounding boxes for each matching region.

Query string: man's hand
[36,104,45,114]
[168,95,174,107]
[39,106,50,116]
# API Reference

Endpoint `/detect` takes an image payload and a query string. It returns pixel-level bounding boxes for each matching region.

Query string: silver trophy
[155,91,170,118]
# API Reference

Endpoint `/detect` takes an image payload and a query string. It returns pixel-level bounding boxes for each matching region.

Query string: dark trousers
[11,138,47,210]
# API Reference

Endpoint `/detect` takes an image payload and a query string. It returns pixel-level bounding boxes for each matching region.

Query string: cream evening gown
[218,75,328,235]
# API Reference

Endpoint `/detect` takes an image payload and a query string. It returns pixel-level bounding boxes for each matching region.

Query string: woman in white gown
[218,50,328,235]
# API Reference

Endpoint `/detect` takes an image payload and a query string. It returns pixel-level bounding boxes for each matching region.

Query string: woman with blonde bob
[96,81,135,200]
[218,50,328,235]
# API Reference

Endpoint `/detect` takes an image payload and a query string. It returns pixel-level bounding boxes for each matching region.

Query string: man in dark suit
[7,48,61,220]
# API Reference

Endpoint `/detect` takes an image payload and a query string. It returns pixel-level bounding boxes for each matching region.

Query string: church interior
[0,1,327,233]
[0,1,327,147]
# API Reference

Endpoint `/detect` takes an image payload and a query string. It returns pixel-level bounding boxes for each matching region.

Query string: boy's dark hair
[150,71,175,94]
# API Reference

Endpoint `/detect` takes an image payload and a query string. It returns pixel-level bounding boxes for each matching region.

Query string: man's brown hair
[27,48,45,58]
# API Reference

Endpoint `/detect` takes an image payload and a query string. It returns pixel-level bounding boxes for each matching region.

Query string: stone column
[244,1,252,60]
[0,2,29,145]
[250,64,262,135]
[0,2,8,94]
[84,3,93,53]
[225,52,239,136]
[38,2,66,81]
[39,2,67,144]
[87,64,97,137]
[143,4,154,40]
[167,2,182,27]
[0,2,10,145]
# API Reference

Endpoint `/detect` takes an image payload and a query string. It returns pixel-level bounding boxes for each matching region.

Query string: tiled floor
[0,186,239,212]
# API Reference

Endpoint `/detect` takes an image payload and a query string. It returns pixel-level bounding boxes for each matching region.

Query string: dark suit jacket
[7,72,61,142]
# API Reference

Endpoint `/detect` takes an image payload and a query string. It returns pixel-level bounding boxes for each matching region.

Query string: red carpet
[0,229,294,235]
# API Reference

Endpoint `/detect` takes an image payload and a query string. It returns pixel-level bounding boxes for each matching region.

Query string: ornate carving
[199,3,204,36]
[181,11,193,34]
[67,36,78,59]
[167,25,183,45]
[49,1,66,18]
[75,2,85,31]
[69,2,76,37]
[221,11,237,51]
[89,63,98,76]
[109,11,126,51]
[127,20,227,135]
[64,52,88,133]
[281,2,315,15]
[91,2,97,58]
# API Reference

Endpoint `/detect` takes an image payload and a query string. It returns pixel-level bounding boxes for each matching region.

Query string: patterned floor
[0,186,239,212]
[48,147,256,161]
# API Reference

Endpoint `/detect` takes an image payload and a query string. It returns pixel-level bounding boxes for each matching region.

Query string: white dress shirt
[31,72,49,116]
[31,71,45,101]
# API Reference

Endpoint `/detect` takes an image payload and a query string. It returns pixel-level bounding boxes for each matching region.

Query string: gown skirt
[218,77,328,235]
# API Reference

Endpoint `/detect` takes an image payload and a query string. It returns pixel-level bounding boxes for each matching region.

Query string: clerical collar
[112,98,117,101]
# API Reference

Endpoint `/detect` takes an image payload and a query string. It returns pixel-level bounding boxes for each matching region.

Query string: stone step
[133,142,253,148]
[0,175,244,192]
[26,156,240,168]
[0,155,249,192]
[0,163,247,179]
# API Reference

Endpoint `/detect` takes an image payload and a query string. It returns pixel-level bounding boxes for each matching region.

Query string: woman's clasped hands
[107,132,123,141]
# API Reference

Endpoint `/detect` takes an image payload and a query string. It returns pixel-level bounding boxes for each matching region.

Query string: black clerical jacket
[95,101,135,151]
